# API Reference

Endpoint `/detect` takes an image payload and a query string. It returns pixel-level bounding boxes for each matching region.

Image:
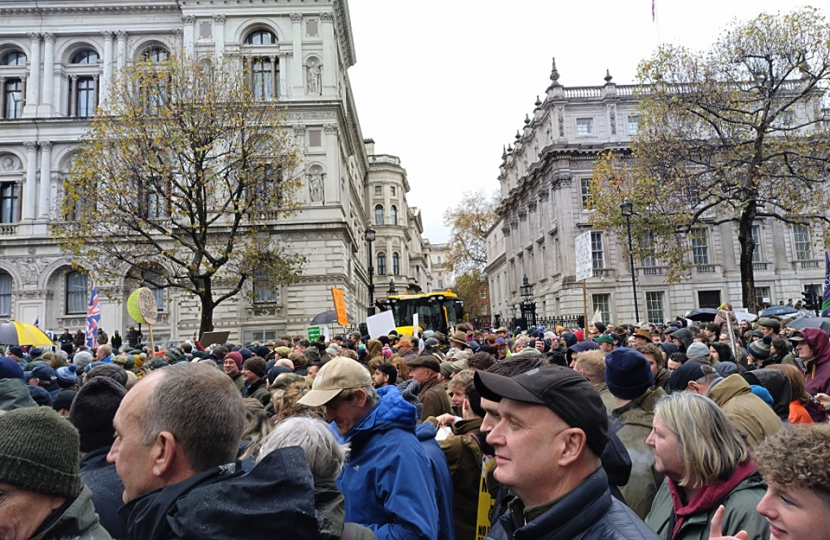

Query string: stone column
[278,52,290,98]
[41,33,55,110]
[116,31,127,71]
[38,142,52,219]
[23,142,38,220]
[69,75,78,117]
[26,33,41,108]
[0,77,5,120]
[323,123,340,204]
[213,15,226,57]
[320,13,335,94]
[101,31,114,105]
[182,16,195,57]
[290,12,304,96]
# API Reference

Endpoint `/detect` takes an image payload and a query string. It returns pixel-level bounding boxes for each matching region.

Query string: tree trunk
[738,202,757,313]
[198,277,215,336]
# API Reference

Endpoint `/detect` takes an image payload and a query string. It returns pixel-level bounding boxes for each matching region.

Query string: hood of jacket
[743,369,791,420]
[800,327,830,368]
[366,339,383,358]
[343,385,417,448]
[707,374,751,405]
[123,448,318,540]
[33,486,110,540]
[0,377,37,411]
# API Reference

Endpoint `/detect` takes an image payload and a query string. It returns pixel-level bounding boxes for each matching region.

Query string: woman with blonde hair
[645,392,769,540]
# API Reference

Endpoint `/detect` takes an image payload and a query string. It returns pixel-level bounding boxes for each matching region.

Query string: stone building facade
[0,0,435,342]
[486,59,827,327]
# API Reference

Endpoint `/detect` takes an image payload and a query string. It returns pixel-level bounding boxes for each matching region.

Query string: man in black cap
[474,365,659,540]
[408,354,452,421]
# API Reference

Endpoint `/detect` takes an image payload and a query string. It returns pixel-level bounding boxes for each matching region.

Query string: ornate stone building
[486,59,827,326]
[0,0,435,341]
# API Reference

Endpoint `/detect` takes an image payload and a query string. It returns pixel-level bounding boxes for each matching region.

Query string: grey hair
[257,416,348,481]
[139,363,246,473]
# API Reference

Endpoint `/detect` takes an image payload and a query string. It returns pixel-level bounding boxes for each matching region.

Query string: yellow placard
[331,287,349,326]
[476,456,495,540]
[127,288,147,324]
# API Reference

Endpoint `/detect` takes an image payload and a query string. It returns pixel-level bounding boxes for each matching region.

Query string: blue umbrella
[759,305,799,317]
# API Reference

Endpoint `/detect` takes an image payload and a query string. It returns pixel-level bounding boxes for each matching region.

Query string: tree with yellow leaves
[442,189,499,276]
[591,7,830,313]
[53,52,306,334]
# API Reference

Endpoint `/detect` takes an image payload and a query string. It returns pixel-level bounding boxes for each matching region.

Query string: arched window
[392,252,400,275]
[0,271,11,317]
[391,205,398,225]
[142,46,169,63]
[374,204,384,225]
[377,252,386,276]
[438,280,444,289]
[71,49,99,64]
[65,270,88,315]
[1,51,26,120]
[244,30,278,101]
[245,30,277,45]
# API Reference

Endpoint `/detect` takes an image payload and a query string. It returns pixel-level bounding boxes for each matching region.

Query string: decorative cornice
[290,12,302,23]
[213,14,226,24]
[3,4,180,16]
[43,32,56,43]
[320,12,334,22]
[182,15,196,24]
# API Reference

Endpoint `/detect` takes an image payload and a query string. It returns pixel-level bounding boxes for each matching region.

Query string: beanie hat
[604,348,654,400]
[750,385,774,407]
[52,390,77,412]
[685,342,711,363]
[574,330,584,342]
[0,407,82,498]
[594,322,607,334]
[243,356,267,378]
[72,351,94,371]
[8,346,24,358]
[69,376,127,453]
[748,337,772,361]
[238,348,253,361]
[31,364,55,383]
[164,347,184,363]
[225,351,244,369]
[55,365,78,388]
[0,356,24,380]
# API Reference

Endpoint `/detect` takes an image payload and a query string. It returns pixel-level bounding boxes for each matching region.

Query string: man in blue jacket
[299,356,440,540]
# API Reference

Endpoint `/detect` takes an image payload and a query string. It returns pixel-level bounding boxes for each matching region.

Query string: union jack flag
[85,286,100,348]
[33,316,39,328]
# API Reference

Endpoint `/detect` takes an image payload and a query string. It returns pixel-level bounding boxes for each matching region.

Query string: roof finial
[524,114,530,125]
[535,95,542,107]
[515,130,521,141]
[550,57,560,83]
[502,145,507,160]
[604,69,613,84]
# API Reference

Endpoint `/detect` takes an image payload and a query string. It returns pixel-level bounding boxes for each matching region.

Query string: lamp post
[519,274,536,329]
[365,226,376,317]
[620,200,640,322]
[387,279,397,296]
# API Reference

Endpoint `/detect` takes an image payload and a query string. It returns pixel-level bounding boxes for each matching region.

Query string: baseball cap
[297,357,372,407]
[474,365,609,457]
[669,361,715,392]
[594,334,614,345]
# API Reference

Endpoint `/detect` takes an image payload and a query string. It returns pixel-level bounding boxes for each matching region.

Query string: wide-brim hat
[449,331,468,347]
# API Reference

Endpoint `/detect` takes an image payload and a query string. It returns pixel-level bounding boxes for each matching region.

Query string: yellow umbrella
[0,321,55,347]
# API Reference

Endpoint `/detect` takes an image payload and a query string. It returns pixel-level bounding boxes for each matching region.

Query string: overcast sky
[347,0,811,243]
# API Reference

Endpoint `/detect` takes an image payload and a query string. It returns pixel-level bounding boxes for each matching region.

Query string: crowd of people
[1,310,830,540]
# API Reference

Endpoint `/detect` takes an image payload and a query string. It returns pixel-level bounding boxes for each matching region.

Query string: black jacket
[80,446,128,539]
[485,468,660,540]
[121,446,318,540]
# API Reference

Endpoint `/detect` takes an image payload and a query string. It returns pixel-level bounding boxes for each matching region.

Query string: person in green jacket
[645,392,769,540]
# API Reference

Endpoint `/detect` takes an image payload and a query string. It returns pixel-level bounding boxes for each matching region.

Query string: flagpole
[822,252,830,318]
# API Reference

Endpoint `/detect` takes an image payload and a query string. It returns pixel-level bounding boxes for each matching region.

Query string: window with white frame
[592,294,611,323]
[794,224,812,260]
[252,268,278,304]
[0,271,11,317]
[374,204,384,225]
[68,49,100,118]
[576,118,594,136]
[392,252,400,275]
[391,205,398,225]
[390,186,396,196]
[641,232,657,267]
[374,186,381,196]
[581,178,591,209]
[646,291,664,323]
[755,287,771,308]
[141,269,166,310]
[591,232,604,269]
[628,116,639,135]
[66,270,88,315]
[691,229,709,265]
[0,182,19,223]
[243,30,279,101]
[1,50,26,120]
[480,289,487,298]
[751,225,762,263]
[377,252,386,276]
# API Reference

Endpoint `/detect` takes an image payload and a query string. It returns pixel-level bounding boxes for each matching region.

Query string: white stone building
[486,60,827,327]
[0,0,435,342]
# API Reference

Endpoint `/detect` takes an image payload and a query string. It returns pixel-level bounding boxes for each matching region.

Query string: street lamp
[620,200,640,322]
[387,279,397,296]
[519,274,537,328]
[365,226,376,317]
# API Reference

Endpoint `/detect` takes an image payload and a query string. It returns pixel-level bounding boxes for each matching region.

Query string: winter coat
[244,377,270,407]
[610,387,666,519]
[645,468,770,540]
[798,327,830,395]
[788,400,813,424]
[229,372,245,396]
[315,481,377,540]
[97,330,109,345]
[111,332,123,350]
[595,382,618,415]
[432,417,486,540]
[121,447,318,540]
[418,377,452,421]
[415,422,456,540]
[80,446,128,540]
[654,368,672,394]
[37,486,113,540]
[713,310,740,337]
[707,375,781,447]
[74,331,86,348]
[485,468,661,540]
[0,377,37,410]
[337,385,439,540]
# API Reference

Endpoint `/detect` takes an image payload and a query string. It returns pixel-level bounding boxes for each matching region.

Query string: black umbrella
[785,317,830,333]
[309,310,354,326]
[684,308,719,322]
[759,305,799,317]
